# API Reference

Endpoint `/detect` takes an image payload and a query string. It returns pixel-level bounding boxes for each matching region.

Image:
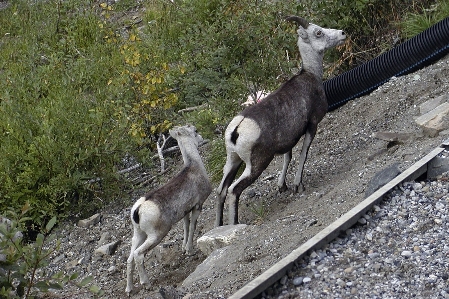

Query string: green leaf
[34,281,50,291]
[36,233,45,247]
[89,284,101,293]
[48,282,64,290]
[45,216,57,232]
[78,276,93,287]
[51,271,64,280]
[0,223,8,236]
[69,272,79,280]
[18,217,33,223]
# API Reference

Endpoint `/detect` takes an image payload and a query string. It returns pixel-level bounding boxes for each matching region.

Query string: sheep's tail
[130,197,146,224]
[227,116,245,145]
[132,206,140,224]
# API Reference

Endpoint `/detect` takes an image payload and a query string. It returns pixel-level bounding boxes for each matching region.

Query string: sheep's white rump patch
[225,116,261,154]
[132,197,161,225]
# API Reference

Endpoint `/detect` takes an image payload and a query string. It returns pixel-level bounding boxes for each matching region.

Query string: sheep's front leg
[293,128,315,193]
[182,214,190,253]
[185,204,202,255]
[278,150,292,193]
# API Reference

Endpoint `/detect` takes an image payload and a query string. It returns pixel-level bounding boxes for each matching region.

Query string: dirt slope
[44,54,449,299]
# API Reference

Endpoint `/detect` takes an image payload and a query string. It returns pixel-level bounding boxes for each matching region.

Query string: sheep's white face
[170,125,203,145]
[297,23,346,54]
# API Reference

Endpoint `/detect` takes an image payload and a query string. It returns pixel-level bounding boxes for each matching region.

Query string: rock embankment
[264,167,449,299]
[40,54,449,298]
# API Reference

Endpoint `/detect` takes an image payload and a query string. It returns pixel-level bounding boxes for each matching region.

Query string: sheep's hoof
[125,286,133,296]
[293,184,305,194]
[278,184,289,193]
[140,278,151,290]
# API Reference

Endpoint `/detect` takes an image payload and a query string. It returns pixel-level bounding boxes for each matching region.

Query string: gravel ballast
[263,167,449,299]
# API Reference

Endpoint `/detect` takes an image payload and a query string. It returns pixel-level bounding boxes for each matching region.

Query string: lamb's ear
[298,28,309,40]
[169,129,177,139]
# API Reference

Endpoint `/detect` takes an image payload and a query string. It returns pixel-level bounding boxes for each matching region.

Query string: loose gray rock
[77,213,102,228]
[94,240,121,256]
[365,163,401,197]
[196,224,247,255]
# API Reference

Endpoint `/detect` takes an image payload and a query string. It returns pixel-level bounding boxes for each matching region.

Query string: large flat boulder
[182,245,242,288]
[197,224,247,255]
[415,101,449,137]
[419,94,448,115]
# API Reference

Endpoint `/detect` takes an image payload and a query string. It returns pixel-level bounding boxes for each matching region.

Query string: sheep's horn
[285,16,309,29]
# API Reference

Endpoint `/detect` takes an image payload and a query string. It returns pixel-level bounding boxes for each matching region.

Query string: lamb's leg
[185,204,202,255]
[216,152,242,226]
[182,215,190,253]
[126,227,146,295]
[278,150,292,192]
[293,127,316,193]
[133,233,161,289]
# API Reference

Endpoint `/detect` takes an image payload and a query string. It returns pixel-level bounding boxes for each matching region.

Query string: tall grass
[400,1,449,39]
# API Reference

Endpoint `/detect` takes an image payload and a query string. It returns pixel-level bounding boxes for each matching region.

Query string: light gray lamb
[125,125,212,295]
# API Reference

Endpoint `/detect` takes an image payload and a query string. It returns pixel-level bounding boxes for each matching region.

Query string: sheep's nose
[341,31,346,36]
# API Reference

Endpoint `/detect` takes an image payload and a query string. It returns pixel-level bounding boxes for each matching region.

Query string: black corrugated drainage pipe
[324,17,449,112]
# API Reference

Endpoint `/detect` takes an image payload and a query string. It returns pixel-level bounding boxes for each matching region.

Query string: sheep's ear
[298,28,309,40]
[169,129,177,138]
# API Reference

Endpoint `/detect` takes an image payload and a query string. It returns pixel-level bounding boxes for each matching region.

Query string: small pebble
[293,277,303,286]
[401,251,412,257]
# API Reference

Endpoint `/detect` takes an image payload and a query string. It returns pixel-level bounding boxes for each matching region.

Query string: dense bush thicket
[0,0,445,225]
[298,0,443,66]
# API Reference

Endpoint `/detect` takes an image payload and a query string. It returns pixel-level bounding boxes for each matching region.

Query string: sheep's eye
[316,30,323,37]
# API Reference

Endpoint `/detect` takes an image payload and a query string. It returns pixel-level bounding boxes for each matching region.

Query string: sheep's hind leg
[133,234,161,289]
[216,152,242,226]
[228,157,272,224]
[126,227,146,295]
[278,150,292,193]
[293,128,316,193]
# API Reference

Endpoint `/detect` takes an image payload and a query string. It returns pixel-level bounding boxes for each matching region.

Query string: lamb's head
[286,16,346,54]
[169,124,203,146]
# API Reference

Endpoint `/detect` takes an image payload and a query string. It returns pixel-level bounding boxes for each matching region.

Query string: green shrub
[0,0,140,223]
[204,138,227,183]
[400,1,449,39]
[142,0,299,109]
[0,203,103,298]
